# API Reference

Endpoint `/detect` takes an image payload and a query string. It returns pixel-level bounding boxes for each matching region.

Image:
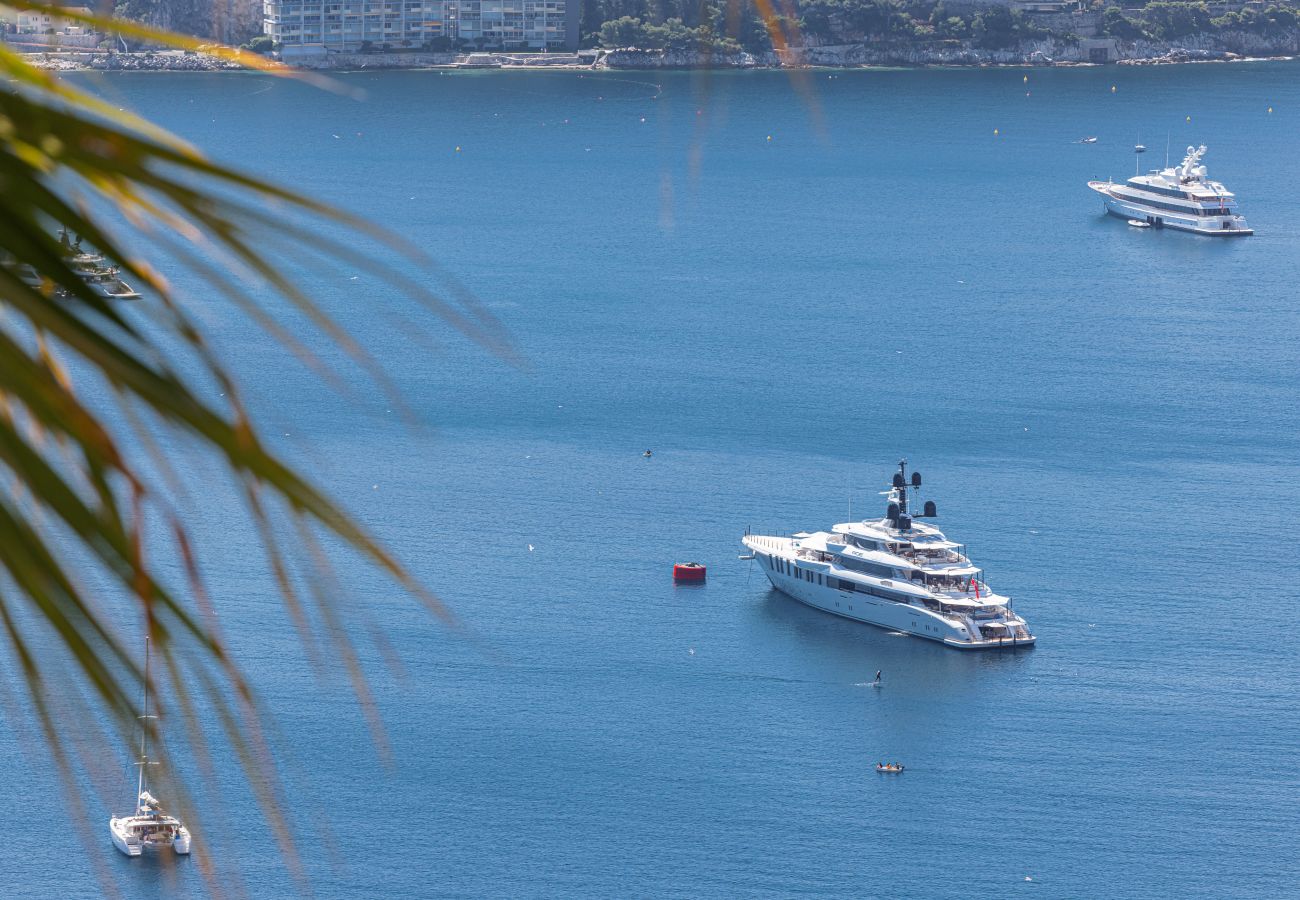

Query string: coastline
[21,43,1298,74]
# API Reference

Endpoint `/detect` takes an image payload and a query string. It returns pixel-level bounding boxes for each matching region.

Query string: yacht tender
[1088,145,1251,236]
[742,461,1034,650]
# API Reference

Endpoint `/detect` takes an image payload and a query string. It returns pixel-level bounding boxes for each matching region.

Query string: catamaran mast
[136,636,152,815]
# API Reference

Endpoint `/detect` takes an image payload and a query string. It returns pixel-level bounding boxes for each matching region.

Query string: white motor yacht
[742,461,1034,650]
[1088,144,1252,235]
[109,639,191,857]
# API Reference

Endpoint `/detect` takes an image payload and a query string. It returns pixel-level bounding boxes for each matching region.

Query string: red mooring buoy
[673,562,706,582]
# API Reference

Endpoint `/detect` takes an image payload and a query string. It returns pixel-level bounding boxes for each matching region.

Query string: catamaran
[109,638,192,857]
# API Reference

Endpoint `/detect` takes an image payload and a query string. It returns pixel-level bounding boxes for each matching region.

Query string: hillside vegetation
[585,0,1300,52]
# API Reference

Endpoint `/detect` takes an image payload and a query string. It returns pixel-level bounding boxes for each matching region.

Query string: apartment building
[264,0,577,53]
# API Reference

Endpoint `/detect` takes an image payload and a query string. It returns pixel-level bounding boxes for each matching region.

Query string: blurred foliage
[1,1,507,889]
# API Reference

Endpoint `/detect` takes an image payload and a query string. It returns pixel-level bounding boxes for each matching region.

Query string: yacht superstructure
[742,462,1034,650]
[1088,145,1251,236]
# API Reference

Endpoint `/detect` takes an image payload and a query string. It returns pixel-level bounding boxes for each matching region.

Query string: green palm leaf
[0,13,507,888]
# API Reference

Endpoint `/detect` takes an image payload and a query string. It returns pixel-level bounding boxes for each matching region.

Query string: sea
[5,62,1300,898]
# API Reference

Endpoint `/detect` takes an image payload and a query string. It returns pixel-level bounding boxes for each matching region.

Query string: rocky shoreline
[21,36,1298,73]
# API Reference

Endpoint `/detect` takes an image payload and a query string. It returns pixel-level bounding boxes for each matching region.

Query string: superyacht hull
[1088,181,1252,236]
[744,538,1034,650]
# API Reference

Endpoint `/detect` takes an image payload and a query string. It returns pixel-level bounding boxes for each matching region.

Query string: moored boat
[109,638,191,857]
[7,230,141,299]
[1088,145,1252,236]
[742,461,1034,650]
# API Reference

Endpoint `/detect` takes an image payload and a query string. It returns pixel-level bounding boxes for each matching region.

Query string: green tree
[599,14,649,46]
[972,4,1016,47]
[1103,5,1149,38]
[1140,1,1212,38]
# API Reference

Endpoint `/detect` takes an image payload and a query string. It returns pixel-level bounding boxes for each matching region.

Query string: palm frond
[0,19,508,890]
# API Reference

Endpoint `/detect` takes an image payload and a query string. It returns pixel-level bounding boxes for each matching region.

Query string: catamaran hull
[109,819,191,856]
[745,544,1034,650]
[109,820,142,857]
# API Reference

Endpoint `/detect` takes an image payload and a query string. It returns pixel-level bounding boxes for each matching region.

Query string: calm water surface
[6,64,1300,897]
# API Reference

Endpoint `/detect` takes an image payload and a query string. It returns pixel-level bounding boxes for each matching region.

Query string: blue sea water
[5,63,1300,897]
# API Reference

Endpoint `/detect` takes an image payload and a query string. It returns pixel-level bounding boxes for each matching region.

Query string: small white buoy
[766,135,772,142]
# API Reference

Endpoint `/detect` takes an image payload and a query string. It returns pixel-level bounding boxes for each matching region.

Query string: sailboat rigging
[108,637,192,857]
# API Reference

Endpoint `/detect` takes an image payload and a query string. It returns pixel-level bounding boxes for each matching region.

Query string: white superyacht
[1088,144,1252,236]
[742,462,1034,649]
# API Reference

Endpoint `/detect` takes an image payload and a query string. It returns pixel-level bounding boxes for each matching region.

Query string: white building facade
[263,0,577,52]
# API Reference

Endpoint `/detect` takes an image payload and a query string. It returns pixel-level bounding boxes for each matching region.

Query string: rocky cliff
[114,0,264,44]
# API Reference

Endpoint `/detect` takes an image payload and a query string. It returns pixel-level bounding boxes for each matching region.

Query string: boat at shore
[109,638,191,857]
[8,230,141,299]
[1088,144,1252,236]
[742,461,1034,650]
